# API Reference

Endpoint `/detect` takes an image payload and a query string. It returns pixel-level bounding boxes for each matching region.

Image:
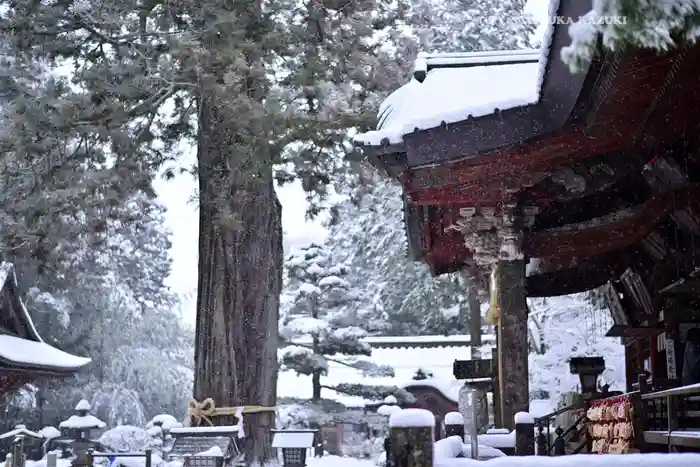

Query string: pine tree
[409,0,536,52]
[325,178,470,336]
[280,244,394,401]
[562,0,700,71]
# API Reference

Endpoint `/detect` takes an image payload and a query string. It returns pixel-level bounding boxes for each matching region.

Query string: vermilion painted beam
[524,185,700,261]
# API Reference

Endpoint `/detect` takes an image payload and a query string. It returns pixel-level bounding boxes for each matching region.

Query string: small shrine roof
[0,425,43,440]
[0,262,91,373]
[0,335,91,370]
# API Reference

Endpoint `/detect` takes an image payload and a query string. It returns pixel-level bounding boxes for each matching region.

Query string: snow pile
[389,408,434,428]
[435,436,464,459]
[477,430,515,449]
[377,405,402,416]
[99,426,154,453]
[355,62,539,146]
[195,446,223,457]
[38,426,61,439]
[514,412,534,425]
[444,412,464,426]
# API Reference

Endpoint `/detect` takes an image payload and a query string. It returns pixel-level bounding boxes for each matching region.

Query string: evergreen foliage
[280,244,395,401]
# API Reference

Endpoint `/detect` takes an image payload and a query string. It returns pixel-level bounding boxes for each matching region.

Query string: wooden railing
[640,381,700,451]
[534,403,588,455]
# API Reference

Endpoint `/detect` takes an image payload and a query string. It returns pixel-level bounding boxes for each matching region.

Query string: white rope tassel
[235,406,245,438]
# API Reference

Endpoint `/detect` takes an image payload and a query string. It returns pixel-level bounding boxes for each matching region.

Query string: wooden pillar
[491,347,502,428]
[494,259,529,430]
[468,280,482,359]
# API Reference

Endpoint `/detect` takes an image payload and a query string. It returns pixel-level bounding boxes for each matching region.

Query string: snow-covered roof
[0,335,91,371]
[0,425,43,440]
[278,341,493,406]
[75,399,91,411]
[59,414,106,430]
[354,4,560,148]
[355,60,539,146]
[271,430,316,449]
[0,262,91,372]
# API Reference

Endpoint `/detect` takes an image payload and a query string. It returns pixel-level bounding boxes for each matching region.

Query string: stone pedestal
[459,385,489,435]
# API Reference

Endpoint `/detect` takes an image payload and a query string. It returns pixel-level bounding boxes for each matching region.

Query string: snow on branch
[328,383,417,403]
[562,0,700,71]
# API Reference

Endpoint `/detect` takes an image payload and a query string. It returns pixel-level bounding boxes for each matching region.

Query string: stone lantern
[569,357,606,397]
[271,430,316,467]
[59,400,106,467]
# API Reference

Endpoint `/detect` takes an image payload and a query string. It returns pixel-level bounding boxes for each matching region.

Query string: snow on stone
[477,430,515,448]
[444,412,464,425]
[377,405,402,416]
[299,283,322,295]
[272,430,315,449]
[383,395,397,404]
[461,443,507,459]
[355,61,539,146]
[514,412,534,424]
[435,436,464,459]
[389,408,435,428]
[38,426,61,439]
[195,447,224,457]
[75,399,91,411]
[318,276,349,288]
[59,413,106,429]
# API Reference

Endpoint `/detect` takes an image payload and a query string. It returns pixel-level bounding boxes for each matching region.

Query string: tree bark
[194,97,282,464]
[312,335,322,401]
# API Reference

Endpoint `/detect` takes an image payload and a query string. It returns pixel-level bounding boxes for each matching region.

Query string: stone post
[514,412,535,455]
[444,412,465,439]
[389,408,434,467]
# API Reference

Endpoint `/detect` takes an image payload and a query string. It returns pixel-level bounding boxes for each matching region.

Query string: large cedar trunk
[194,98,282,464]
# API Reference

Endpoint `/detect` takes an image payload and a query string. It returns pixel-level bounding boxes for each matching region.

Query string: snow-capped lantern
[271,430,316,467]
[59,400,106,441]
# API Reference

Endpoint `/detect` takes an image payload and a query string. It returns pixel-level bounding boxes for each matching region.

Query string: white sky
[154,0,552,324]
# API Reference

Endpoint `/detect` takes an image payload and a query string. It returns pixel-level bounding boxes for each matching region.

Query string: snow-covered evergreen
[280,244,395,401]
